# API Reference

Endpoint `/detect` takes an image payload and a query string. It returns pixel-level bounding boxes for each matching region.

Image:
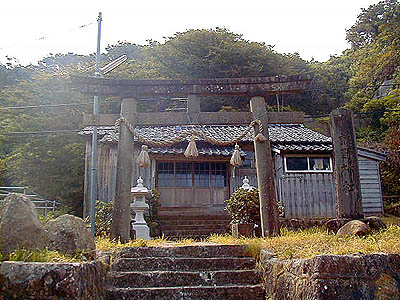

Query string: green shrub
[225,188,284,225]
[94,201,114,236]
[225,188,261,225]
[89,189,161,237]
[146,189,161,223]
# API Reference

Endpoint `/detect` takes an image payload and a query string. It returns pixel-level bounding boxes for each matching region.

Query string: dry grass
[2,248,84,263]
[382,215,400,226]
[95,235,202,251]
[208,225,400,259]
[96,224,400,260]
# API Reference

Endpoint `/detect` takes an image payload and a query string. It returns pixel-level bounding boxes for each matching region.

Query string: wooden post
[250,96,280,237]
[187,86,200,124]
[111,97,137,242]
[330,108,363,219]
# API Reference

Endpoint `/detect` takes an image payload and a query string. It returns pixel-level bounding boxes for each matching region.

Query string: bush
[225,188,285,226]
[94,201,114,236]
[89,189,161,237]
[225,188,261,225]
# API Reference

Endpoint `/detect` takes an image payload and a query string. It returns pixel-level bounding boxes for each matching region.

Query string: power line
[0,129,80,136]
[308,109,400,119]
[305,83,400,92]
[0,20,96,52]
[0,102,93,110]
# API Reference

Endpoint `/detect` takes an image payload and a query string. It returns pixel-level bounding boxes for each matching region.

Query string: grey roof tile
[80,124,332,154]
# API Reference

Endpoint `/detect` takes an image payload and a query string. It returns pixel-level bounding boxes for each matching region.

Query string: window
[157,161,227,188]
[211,162,227,187]
[158,162,174,187]
[241,151,254,168]
[176,162,192,187]
[285,156,332,172]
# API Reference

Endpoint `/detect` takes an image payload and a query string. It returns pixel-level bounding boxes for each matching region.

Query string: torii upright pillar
[250,96,280,237]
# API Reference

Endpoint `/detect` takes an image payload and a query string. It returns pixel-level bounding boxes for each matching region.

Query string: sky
[0,0,380,66]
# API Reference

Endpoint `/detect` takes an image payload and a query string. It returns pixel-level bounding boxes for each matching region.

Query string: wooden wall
[358,156,384,215]
[230,153,383,218]
[90,143,384,218]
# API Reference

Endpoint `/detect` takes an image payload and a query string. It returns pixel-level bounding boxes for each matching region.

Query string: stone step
[162,229,227,237]
[108,269,262,288]
[158,219,230,226]
[165,235,211,241]
[156,214,231,221]
[117,245,250,258]
[112,257,256,272]
[107,284,265,300]
[161,223,229,231]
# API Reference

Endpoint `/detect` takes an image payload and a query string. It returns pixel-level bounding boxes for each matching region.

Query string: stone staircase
[156,214,231,240]
[107,244,265,300]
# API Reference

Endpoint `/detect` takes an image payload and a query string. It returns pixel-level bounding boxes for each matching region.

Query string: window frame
[284,154,333,173]
[156,160,228,188]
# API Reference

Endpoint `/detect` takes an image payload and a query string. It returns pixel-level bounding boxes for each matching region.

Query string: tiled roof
[148,146,245,157]
[80,124,332,154]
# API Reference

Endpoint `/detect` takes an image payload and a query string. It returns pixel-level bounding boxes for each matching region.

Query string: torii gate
[71,74,313,241]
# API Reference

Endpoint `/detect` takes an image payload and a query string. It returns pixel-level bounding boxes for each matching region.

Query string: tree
[0,68,90,215]
[346,0,400,48]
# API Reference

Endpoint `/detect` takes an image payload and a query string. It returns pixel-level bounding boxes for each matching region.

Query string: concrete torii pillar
[250,96,280,237]
[111,97,137,242]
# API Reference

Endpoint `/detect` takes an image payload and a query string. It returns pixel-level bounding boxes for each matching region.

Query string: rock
[385,203,400,217]
[374,273,400,300]
[45,214,95,257]
[0,193,48,254]
[261,253,400,300]
[325,218,351,233]
[0,261,106,300]
[363,216,387,231]
[336,220,370,237]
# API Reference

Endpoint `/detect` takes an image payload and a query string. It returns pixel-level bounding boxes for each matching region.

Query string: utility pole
[89,12,102,237]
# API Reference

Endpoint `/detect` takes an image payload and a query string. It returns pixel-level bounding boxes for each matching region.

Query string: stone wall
[260,251,400,300]
[0,261,106,300]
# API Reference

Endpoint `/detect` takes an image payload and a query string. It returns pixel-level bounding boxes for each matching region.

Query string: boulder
[325,218,351,233]
[45,214,95,257]
[0,193,48,254]
[363,216,387,231]
[337,220,370,237]
[385,203,400,217]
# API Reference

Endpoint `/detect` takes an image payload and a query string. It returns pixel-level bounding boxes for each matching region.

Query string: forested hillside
[0,0,398,215]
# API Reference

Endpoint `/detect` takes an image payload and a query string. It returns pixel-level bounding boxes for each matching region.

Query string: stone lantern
[241,176,255,190]
[130,177,151,240]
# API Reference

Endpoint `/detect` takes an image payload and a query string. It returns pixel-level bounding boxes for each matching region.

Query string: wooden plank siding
[358,156,384,215]
[91,144,384,218]
[277,173,336,218]
[97,144,118,203]
[275,154,383,218]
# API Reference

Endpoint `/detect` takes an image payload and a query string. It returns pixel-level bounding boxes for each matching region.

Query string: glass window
[285,156,332,172]
[211,162,227,187]
[286,157,308,171]
[194,163,210,187]
[158,162,174,187]
[176,162,193,187]
[309,157,331,171]
[157,161,227,188]
[241,151,254,168]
